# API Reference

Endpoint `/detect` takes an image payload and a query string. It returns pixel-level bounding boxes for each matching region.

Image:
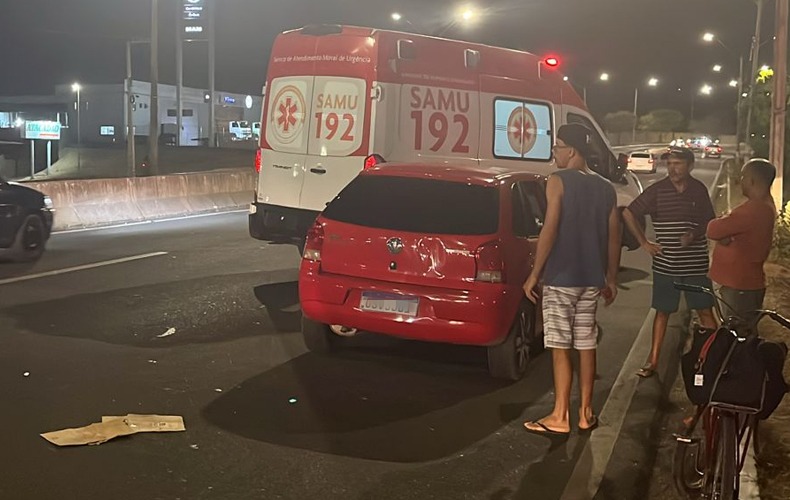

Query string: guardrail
[23,169,255,231]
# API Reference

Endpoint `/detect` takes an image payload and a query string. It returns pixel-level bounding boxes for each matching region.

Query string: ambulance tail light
[364,154,386,171]
[255,149,262,173]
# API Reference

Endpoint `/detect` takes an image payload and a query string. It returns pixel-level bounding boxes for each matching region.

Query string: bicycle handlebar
[672,282,790,332]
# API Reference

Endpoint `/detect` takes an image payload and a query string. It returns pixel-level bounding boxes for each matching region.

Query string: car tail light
[364,153,385,170]
[255,149,262,173]
[627,157,632,163]
[648,157,654,163]
[474,240,505,283]
[303,221,325,261]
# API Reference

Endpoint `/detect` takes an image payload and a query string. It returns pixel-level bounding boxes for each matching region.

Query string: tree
[638,109,684,132]
[602,111,636,133]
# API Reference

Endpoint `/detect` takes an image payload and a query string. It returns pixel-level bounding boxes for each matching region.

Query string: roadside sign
[24,121,62,140]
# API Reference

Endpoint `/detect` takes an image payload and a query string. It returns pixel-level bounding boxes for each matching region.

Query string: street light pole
[769,0,788,211]
[632,87,639,143]
[72,83,82,173]
[736,55,744,161]
[148,0,159,175]
[745,0,766,147]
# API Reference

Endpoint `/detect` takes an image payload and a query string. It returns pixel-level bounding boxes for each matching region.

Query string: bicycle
[671,282,790,500]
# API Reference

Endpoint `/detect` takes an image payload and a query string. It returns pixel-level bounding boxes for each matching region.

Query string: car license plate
[360,292,419,317]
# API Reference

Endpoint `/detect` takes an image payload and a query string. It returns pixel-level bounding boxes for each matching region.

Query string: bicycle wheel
[706,414,738,500]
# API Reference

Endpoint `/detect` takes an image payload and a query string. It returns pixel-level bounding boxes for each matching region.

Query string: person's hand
[523,274,540,304]
[601,280,618,306]
[679,230,695,248]
[641,240,663,257]
[718,237,733,246]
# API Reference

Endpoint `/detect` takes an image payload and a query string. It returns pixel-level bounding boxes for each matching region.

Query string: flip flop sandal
[636,364,655,378]
[523,420,570,436]
[579,415,599,434]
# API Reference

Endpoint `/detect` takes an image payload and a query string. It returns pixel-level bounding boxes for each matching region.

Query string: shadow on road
[253,281,301,333]
[203,339,554,462]
[1,272,290,346]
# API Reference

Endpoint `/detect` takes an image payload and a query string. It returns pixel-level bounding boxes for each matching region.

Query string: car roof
[361,162,545,186]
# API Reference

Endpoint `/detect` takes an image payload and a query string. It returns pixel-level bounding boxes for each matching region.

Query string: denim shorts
[652,273,715,313]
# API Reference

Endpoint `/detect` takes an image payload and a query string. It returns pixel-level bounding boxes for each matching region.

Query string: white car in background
[627,151,656,173]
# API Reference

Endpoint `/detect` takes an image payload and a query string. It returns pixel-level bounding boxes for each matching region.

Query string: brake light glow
[474,240,505,283]
[255,149,262,173]
[364,153,385,170]
[303,221,325,261]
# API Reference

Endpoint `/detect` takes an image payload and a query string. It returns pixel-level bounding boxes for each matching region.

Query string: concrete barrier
[23,168,255,231]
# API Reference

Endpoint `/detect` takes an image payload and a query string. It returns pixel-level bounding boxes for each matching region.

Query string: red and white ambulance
[249,24,642,248]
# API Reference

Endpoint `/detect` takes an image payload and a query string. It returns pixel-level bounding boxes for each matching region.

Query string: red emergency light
[543,56,560,68]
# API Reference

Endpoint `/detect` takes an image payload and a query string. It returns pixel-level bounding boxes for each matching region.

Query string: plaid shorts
[542,286,601,350]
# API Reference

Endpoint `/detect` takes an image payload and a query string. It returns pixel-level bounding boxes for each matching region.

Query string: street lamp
[599,72,610,82]
[391,12,402,21]
[460,7,477,22]
[703,32,716,42]
[390,12,417,31]
[648,77,659,87]
[701,84,713,95]
[713,64,723,73]
[72,82,82,172]
[729,79,739,88]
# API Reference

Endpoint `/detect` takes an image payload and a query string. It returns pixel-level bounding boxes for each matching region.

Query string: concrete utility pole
[208,0,216,147]
[745,0,766,148]
[176,9,183,148]
[126,41,136,176]
[148,0,159,174]
[770,0,788,212]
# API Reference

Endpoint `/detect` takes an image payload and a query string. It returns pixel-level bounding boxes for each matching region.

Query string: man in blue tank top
[523,123,621,435]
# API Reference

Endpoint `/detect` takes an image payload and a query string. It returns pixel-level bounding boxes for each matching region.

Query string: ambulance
[249,24,642,249]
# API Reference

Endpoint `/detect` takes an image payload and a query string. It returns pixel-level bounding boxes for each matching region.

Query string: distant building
[0,80,264,148]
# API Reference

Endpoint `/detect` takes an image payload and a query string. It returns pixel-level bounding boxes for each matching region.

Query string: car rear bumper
[248,203,319,245]
[299,262,519,346]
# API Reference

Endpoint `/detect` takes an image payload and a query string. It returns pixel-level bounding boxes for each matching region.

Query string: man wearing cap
[623,146,717,378]
[522,123,621,435]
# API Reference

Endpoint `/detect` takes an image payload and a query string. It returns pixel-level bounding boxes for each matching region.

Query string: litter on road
[41,414,186,447]
[157,327,177,338]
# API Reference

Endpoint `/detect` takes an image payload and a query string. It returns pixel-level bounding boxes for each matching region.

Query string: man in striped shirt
[623,147,717,378]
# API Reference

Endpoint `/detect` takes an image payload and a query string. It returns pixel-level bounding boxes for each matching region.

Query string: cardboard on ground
[41,414,185,446]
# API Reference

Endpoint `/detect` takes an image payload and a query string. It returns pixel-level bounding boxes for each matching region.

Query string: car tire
[487,301,538,380]
[301,315,336,354]
[11,214,46,262]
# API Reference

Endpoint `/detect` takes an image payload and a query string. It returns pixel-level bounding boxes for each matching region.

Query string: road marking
[0,252,169,286]
[53,210,248,235]
[560,309,656,499]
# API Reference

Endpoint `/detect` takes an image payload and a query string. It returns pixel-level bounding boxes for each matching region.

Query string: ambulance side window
[493,99,553,161]
[567,113,616,180]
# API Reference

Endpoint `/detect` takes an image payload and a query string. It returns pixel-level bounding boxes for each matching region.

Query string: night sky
[0,0,773,122]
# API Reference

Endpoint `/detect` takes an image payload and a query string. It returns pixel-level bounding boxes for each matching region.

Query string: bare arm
[523,175,563,303]
[604,203,622,306]
[623,208,662,256]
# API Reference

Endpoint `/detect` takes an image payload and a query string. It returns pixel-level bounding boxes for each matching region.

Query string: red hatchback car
[299,163,547,379]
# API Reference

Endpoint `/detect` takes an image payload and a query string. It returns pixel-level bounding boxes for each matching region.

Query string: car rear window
[322,175,500,235]
[631,153,651,158]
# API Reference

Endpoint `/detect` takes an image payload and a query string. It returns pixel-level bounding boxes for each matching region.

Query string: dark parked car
[0,176,54,262]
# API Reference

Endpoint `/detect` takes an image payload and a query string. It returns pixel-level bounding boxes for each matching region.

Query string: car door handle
[310,167,326,175]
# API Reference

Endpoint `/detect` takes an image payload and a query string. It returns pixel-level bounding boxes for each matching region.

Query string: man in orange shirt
[707,159,777,326]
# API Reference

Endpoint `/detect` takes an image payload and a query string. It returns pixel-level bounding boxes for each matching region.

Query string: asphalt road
[0,157,723,500]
